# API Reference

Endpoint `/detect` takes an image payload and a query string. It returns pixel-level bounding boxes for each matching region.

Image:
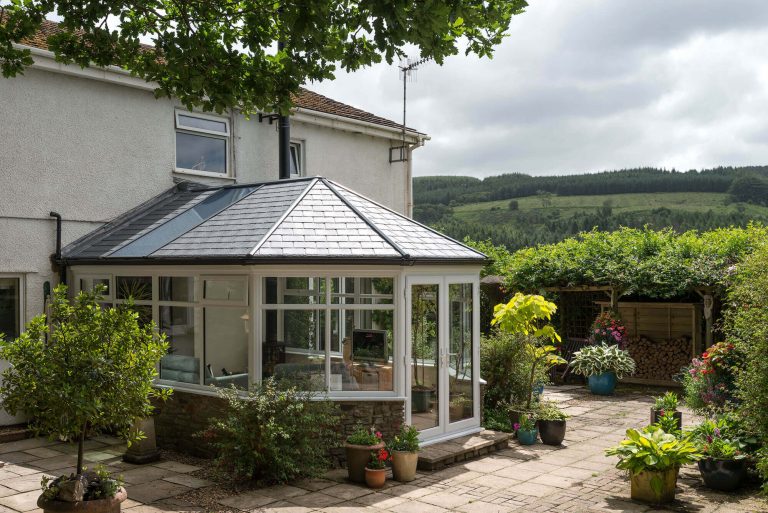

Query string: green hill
[414,167,768,250]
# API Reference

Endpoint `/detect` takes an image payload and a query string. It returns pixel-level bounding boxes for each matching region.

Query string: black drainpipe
[49,211,66,285]
[278,40,291,180]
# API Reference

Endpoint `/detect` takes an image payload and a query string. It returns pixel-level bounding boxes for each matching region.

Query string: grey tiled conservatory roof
[62,177,486,265]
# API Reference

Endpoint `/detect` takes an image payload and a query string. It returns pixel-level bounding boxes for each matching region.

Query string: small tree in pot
[0,285,170,513]
[491,293,565,423]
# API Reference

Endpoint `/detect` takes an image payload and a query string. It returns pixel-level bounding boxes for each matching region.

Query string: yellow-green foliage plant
[492,293,566,409]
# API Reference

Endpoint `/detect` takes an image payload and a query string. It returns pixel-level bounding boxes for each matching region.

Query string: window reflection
[176,132,226,173]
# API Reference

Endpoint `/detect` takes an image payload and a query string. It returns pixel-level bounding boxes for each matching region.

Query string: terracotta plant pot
[538,419,566,446]
[345,442,384,483]
[650,408,682,430]
[365,467,387,489]
[38,487,127,513]
[391,450,419,482]
[630,468,677,504]
[698,458,747,492]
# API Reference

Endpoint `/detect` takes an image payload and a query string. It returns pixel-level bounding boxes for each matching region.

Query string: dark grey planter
[538,419,566,446]
[698,458,747,492]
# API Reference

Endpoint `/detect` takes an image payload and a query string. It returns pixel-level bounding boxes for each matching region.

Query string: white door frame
[405,275,481,442]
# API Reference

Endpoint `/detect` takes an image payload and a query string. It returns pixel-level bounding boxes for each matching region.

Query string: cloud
[309,0,768,177]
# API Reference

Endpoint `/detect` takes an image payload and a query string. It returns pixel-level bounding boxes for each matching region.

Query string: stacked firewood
[624,336,692,381]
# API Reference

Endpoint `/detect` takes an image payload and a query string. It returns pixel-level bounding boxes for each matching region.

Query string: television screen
[352,329,388,362]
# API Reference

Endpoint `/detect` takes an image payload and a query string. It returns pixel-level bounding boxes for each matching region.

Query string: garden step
[417,430,511,471]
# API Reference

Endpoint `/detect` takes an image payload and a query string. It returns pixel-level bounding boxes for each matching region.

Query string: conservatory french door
[406,276,480,442]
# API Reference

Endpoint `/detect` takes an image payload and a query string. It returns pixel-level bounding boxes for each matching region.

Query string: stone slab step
[417,430,511,471]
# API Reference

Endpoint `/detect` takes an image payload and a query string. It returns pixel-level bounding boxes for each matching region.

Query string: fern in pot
[570,343,636,395]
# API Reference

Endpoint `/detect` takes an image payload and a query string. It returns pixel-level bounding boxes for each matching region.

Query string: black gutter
[49,211,66,285]
[320,178,413,264]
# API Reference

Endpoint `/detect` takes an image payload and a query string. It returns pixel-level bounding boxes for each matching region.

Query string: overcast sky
[311,0,768,177]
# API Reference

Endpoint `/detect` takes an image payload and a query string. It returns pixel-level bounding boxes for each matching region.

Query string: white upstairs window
[290,141,304,177]
[175,111,230,175]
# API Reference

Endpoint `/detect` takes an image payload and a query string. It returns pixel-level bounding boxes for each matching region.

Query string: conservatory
[61,177,486,444]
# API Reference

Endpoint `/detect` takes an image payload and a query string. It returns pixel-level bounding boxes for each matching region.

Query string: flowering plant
[681,342,743,413]
[589,311,627,348]
[347,425,383,446]
[688,416,755,460]
[514,413,536,432]
[367,448,390,470]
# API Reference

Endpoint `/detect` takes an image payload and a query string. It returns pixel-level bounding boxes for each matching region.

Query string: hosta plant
[570,343,636,378]
[605,427,702,473]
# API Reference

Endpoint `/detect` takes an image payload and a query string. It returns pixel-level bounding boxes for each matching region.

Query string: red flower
[377,448,389,462]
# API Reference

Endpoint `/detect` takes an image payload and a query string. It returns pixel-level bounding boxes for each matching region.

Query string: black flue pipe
[278,114,291,180]
[49,211,66,285]
[277,40,291,180]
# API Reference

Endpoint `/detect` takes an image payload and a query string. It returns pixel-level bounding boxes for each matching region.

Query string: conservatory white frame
[69,263,482,443]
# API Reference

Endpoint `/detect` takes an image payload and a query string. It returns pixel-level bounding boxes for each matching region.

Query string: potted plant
[0,285,169,513]
[589,311,628,348]
[570,343,636,395]
[345,425,385,484]
[365,448,390,489]
[411,286,437,413]
[651,392,682,429]
[515,413,538,445]
[605,427,701,504]
[388,424,420,482]
[536,401,568,446]
[449,393,471,421]
[690,418,750,492]
[491,294,565,424]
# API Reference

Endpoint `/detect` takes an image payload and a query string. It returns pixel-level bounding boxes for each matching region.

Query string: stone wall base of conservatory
[152,389,406,463]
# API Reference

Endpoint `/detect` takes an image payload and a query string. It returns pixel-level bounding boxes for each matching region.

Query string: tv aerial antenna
[390,56,430,163]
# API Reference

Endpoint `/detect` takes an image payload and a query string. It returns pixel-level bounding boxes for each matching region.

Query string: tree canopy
[0,0,527,114]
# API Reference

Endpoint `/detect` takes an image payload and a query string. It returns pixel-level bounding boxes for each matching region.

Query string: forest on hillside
[414,166,768,251]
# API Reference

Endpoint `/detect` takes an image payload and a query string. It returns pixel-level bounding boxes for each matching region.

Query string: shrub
[483,407,514,432]
[680,342,744,414]
[480,330,549,410]
[203,378,341,484]
[570,343,636,378]
[722,242,768,489]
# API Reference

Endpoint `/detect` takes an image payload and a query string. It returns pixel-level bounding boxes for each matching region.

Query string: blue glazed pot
[533,384,545,397]
[517,428,538,445]
[588,372,616,395]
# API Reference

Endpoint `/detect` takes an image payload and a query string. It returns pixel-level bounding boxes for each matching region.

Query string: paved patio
[0,386,765,513]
